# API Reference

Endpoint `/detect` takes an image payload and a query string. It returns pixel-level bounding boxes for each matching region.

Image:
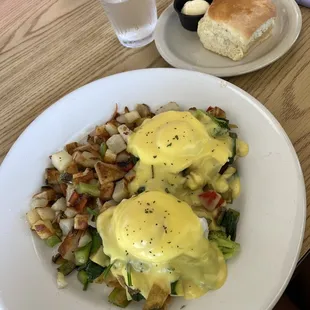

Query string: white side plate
[0,69,305,310]
[155,0,302,77]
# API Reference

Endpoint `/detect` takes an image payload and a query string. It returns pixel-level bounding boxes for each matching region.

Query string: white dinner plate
[155,0,302,77]
[0,69,306,310]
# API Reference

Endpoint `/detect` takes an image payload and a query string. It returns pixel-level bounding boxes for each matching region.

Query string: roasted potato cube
[74,214,89,230]
[95,162,126,185]
[51,150,73,172]
[51,197,67,211]
[99,182,115,201]
[155,102,180,114]
[124,111,140,124]
[99,200,117,213]
[117,124,132,143]
[36,207,56,221]
[72,151,99,168]
[143,284,169,310]
[106,134,127,154]
[26,209,41,227]
[30,197,48,209]
[65,142,79,155]
[66,162,79,174]
[45,168,60,185]
[64,207,78,218]
[103,149,117,164]
[112,179,129,203]
[95,125,110,139]
[124,170,136,183]
[33,188,56,201]
[32,220,55,239]
[105,122,118,136]
[136,104,151,118]
[59,218,74,236]
[58,229,83,260]
[72,168,95,184]
[116,114,127,124]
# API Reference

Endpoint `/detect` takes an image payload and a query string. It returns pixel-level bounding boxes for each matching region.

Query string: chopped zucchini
[77,270,89,291]
[75,242,92,266]
[45,235,61,247]
[108,287,130,308]
[57,260,76,276]
[90,245,110,267]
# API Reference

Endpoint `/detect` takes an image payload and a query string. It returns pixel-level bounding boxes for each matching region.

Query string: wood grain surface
[0,0,309,258]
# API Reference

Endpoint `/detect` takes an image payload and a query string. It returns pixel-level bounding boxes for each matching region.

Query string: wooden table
[0,0,309,258]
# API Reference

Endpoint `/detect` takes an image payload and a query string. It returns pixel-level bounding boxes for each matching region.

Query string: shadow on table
[274,251,310,310]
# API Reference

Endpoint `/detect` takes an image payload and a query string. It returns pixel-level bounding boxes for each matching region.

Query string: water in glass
[100,0,157,48]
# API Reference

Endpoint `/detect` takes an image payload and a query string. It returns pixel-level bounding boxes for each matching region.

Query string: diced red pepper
[199,190,224,211]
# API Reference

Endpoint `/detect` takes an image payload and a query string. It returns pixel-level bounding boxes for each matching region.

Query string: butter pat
[182,0,209,16]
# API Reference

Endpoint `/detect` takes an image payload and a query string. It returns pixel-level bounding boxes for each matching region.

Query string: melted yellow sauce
[97,110,248,300]
[97,191,227,299]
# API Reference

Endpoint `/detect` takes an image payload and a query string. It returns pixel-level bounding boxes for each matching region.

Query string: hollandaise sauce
[97,191,227,300]
[127,111,248,206]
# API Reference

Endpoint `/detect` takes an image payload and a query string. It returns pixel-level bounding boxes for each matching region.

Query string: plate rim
[0,68,306,310]
[154,1,302,77]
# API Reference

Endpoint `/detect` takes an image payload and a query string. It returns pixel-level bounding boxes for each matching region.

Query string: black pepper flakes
[167,143,172,147]
[153,155,157,159]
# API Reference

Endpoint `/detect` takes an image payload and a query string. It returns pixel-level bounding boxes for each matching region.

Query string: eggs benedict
[97,191,227,300]
[127,110,248,208]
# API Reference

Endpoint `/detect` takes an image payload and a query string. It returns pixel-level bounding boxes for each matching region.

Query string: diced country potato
[64,207,78,218]
[124,169,136,182]
[58,229,83,260]
[143,284,169,310]
[74,214,89,230]
[106,134,127,154]
[72,151,99,168]
[99,200,117,213]
[32,220,55,239]
[51,150,73,172]
[95,125,110,139]
[117,124,132,143]
[65,142,79,155]
[33,188,56,201]
[36,207,56,221]
[116,151,131,164]
[95,162,126,185]
[124,111,140,123]
[99,182,115,201]
[59,218,74,236]
[78,231,92,248]
[72,144,100,158]
[103,149,117,164]
[72,168,94,184]
[45,168,60,185]
[30,197,49,209]
[51,197,67,212]
[26,209,41,227]
[136,104,151,118]
[57,272,68,289]
[105,122,118,136]
[66,162,79,174]
[155,102,180,114]
[66,185,75,205]
[112,179,129,202]
[116,114,127,124]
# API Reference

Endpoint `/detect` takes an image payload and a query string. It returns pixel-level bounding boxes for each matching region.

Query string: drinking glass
[99,0,158,48]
